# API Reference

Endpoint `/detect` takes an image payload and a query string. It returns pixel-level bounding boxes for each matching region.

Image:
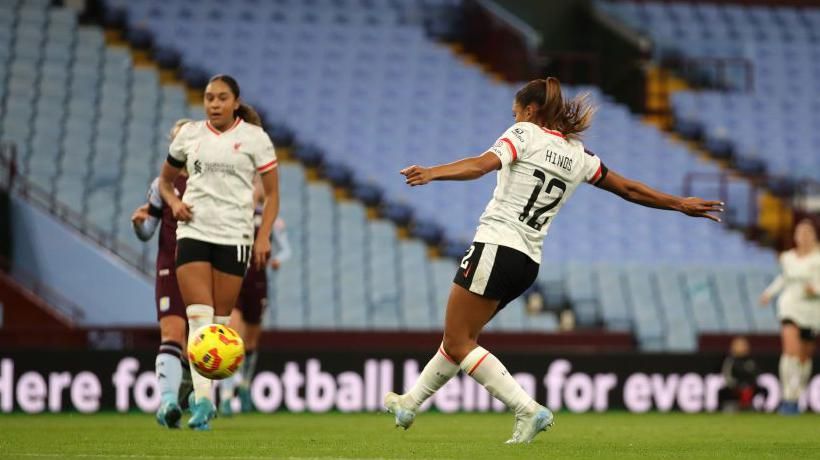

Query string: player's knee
[442,336,475,363]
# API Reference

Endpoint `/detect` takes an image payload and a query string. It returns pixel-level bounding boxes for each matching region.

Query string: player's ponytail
[515,77,596,140]
[208,74,263,127]
[237,103,262,127]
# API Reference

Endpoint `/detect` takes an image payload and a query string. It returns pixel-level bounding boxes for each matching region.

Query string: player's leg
[177,239,217,429]
[450,247,550,443]
[229,307,247,337]
[798,332,815,402]
[212,270,245,319]
[387,242,491,423]
[237,321,261,412]
[385,283,489,429]
[210,243,249,419]
[211,243,249,319]
[446,288,545,431]
[778,321,802,414]
[155,315,186,428]
[219,308,246,416]
[235,279,265,412]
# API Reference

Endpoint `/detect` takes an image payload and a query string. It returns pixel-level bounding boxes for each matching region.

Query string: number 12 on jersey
[519,170,566,230]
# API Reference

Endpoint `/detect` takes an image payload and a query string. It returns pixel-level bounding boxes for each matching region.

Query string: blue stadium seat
[0,0,781,340]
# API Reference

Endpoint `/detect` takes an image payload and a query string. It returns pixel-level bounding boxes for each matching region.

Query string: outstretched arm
[595,169,724,222]
[401,152,501,186]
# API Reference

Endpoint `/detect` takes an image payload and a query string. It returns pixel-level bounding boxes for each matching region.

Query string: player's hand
[758,293,771,306]
[677,197,724,222]
[131,204,150,225]
[170,200,193,222]
[270,258,281,270]
[401,165,433,186]
[253,237,271,271]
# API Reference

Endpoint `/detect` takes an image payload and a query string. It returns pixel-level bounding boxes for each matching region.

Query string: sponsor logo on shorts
[158,269,170,276]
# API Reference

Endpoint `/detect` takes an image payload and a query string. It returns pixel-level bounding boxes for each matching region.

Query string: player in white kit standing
[385,77,724,443]
[760,219,820,414]
[158,74,280,430]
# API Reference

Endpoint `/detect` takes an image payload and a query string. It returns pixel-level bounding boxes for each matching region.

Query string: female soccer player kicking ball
[760,219,820,414]
[385,77,723,443]
[158,75,280,430]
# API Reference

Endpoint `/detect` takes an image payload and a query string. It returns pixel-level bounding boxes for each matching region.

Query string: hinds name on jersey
[544,149,573,172]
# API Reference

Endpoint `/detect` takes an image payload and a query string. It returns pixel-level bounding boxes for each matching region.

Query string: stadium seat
[606,1,820,184]
[0,0,781,345]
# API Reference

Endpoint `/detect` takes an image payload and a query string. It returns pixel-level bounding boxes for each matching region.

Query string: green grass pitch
[1,412,818,459]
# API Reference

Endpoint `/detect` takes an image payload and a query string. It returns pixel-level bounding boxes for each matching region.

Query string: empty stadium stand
[600,1,820,184]
[0,0,783,350]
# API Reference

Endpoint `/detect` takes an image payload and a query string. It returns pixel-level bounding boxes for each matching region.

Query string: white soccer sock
[214,315,231,326]
[403,343,460,409]
[219,373,237,402]
[460,346,537,416]
[779,354,802,402]
[799,359,813,393]
[156,341,183,405]
[187,304,215,403]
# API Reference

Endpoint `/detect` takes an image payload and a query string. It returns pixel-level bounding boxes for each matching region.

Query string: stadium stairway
[598,0,819,243]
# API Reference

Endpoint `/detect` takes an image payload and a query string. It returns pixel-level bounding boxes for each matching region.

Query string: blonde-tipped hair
[169,118,193,141]
[515,77,596,140]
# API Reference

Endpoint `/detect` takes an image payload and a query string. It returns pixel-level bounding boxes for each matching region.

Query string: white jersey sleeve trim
[257,159,278,173]
[488,123,534,166]
[147,178,163,209]
[168,122,195,163]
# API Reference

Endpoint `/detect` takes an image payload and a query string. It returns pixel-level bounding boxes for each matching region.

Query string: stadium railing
[0,141,150,277]
[0,255,85,328]
[660,56,755,93]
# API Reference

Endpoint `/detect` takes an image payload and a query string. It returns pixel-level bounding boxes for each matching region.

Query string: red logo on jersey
[233,142,242,151]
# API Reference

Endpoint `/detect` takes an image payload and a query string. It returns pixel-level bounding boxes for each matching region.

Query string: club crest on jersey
[193,160,203,175]
[233,142,242,152]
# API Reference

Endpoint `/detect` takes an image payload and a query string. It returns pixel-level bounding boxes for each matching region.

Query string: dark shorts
[453,242,539,311]
[155,267,186,321]
[176,238,251,277]
[236,267,268,325]
[781,318,817,341]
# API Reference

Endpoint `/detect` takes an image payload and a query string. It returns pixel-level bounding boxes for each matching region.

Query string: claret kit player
[131,118,193,429]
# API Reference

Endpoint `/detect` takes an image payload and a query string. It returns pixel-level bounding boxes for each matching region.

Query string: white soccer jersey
[474,122,605,262]
[764,249,820,329]
[168,118,277,246]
